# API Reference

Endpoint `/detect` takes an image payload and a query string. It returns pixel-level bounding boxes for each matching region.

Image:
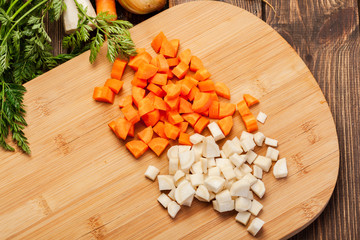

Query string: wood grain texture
[0,2,339,239]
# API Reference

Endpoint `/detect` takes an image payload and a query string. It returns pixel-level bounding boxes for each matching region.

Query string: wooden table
[44,0,360,239]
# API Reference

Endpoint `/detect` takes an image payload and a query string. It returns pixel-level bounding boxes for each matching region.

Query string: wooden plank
[264,0,360,239]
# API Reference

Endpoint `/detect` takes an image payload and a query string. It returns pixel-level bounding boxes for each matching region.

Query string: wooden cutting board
[0,2,339,239]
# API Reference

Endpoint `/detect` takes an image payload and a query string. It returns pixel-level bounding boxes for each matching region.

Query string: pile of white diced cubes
[144,121,288,237]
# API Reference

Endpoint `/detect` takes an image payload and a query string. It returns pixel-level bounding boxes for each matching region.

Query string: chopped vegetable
[148,137,169,156]
[111,59,127,80]
[243,94,259,107]
[125,140,148,158]
[145,165,160,181]
[218,116,233,136]
[257,111,267,124]
[138,126,154,144]
[214,82,230,99]
[93,86,115,103]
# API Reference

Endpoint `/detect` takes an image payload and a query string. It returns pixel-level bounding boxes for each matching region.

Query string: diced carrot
[218,116,233,136]
[148,137,169,156]
[131,76,147,88]
[138,97,155,117]
[172,61,189,79]
[219,102,236,118]
[182,112,201,127]
[167,68,174,79]
[125,140,148,159]
[144,92,156,103]
[160,38,176,58]
[170,39,180,56]
[243,94,259,107]
[209,101,219,119]
[208,91,219,101]
[167,57,179,67]
[178,132,192,146]
[137,126,153,144]
[198,80,215,92]
[167,110,184,125]
[242,114,258,133]
[128,124,135,137]
[237,100,251,117]
[108,120,116,133]
[147,83,166,97]
[153,95,167,111]
[164,122,180,140]
[134,48,146,56]
[119,95,133,108]
[93,86,115,104]
[136,63,158,79]
[150,56,159,67]
[153,121,167,139]
[164,84,181,99]
[187,76,199,86]
[142,109,160,127]
[121,104,140,124]
[176,121,188,133]
[150,73,168,86]
[201,109,209,117]
[114,118,132,140]
[164,95,180,110]
[215,82,231,99]
[192,92,211,113]
[179,97,193,114]
[159,110,167,122]
[157,54,169,73]
[111,59,127,80]
[128,52,152,71]
[104,79,124,94]
[190,56,203,72]
[194,68,211,81]
[181,76,196,96]
[132,86,146,107]
[178,49,192,65]
[151,31,166,53]
[188,86,200,102]
[194,116,209,133]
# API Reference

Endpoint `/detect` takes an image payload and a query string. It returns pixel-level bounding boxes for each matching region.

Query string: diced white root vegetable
[175,180,195,205]
[247,218,265,236]
[216,189,232,202]
[232,136,242,151]
[240,138,256,153]
[256,111,267,124]
[182,194,194,207]
[235,197,252,211]
[251,180,266,198]
[63,0,96,34]
[234,168,245,180]
[225,179,235,190]
[174,170,185,182]
[190,173,204,187]
[240,164,253,174]
[253,132,266,146]
[204,176,226,193]
[223,140,243,157]
[158,175,175,191]
[242,173,258,186]
[175,178,187,187]
[246,190,254,200]
[220,166,236,180]
[168,201,181,218]
[253,165,263,179]
[190,133,205,144]
[203,136,221,158]
[209,192,216,201]
[273,158,288,178]
[216,158,233,169]
[208,122,225,141]
[190,161,203,174]
[158,193,172,208]
[248,199,263,216]
[179,145,192,153]
[230,179,250,197]
[195,185,210,202]
[245,150,257,164]
[229,154,246,168]
[145,165,160,181]
[201,158,208,174]
[213,200,235,212]
[169,157,179,175]
[208,167,221,176]
[220,150,227,159]
[235,211,251,225]
[167,145,179,160]
[266,146,279,161]
[179,150,195,172]
[192,142,204,161]
[168,188,175,200]
[265,137,278,147]
[207,158,216,168]
[185,174,191,181]
[254,155,272,172]
[240,131,254,141]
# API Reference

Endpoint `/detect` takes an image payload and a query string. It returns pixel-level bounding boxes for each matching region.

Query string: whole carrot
[96,0,117,20]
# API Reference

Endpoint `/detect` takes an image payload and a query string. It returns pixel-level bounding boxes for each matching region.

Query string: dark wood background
[45,0,360,239]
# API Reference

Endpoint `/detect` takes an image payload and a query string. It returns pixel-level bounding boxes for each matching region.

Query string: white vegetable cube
[208,166,221,176]
[265,137,278,147]
[225,179,235,190]
[240,131,254,141]
[174,170,185,182]
[240,138,256,153]
[158,175,175,191]
[232,136,242,151]
[247,190,254,200]
[251,179,266,198]
[216,158,233,169]
[240,164,253,174]
[230,179,250,197]
[179,150,195,171]
[204,176,226,193]
[253,165,263,179]
[158,193,172,208]
[247,218,265,236]
[220,150,227,159]
[175,178,187,187]
[195,184,210,202]
[167,145,179,160]
[256,111,267,124]
[212,199,235,212]
[207,157,216,168]
[190,161,203,174]
[208,122,225,141]
[201,157,208,174]
[182,194,194,207]
[254,155,272,172]
[169,157,179,175]
[168,188,175,200]
[203,136,221,158]
[190,133,205,144]
[248,199,263,216]
[273,158,288,178]
[178,145,191,153]
[190,173,204,187]
[242,173,257,186]
[235,197,252,211]
[145,165,160,181]
[168,201,181,218]
[266,146,279,161]
[220,166,236,180]
[234,168,245,180]
[215,189,232,202]
[222,140,243,157]
[229,153,246,168]
[192,142,204,161]
[245,150,257,164]
[253,132,266,146]
[209,192,216,201]
[175,180,195,205]
[235,211,251,225]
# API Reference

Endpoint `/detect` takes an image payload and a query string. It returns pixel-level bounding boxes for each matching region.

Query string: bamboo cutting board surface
[0,2,339,239]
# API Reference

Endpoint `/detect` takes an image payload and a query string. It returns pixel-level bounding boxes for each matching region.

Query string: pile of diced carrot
[93,32,259,159]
